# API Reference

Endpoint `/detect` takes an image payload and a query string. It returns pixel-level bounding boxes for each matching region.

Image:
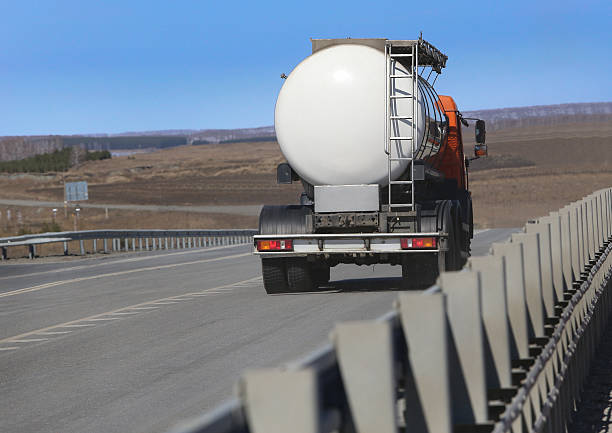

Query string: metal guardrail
[171,187,612,433]
[0,229,258,260]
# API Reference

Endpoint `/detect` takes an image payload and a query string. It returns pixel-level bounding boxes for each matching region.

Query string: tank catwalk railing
[0,229,257,260]
[169,187,612,433]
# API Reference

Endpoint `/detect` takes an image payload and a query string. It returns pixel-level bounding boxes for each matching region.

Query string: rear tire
[259,205,313,294]
[261,258,289,294]
[286,258,316,292]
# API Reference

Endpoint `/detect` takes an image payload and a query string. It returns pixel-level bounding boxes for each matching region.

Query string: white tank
[274,44,426,187]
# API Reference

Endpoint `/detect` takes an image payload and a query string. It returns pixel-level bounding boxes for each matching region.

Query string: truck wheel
[261,258,290,294]
[286,258,316,292]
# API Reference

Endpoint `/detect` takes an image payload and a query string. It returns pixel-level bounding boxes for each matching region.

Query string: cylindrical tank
[275,43,445,187]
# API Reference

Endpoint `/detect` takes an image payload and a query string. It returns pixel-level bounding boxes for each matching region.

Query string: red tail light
[400,237,436,249]
[256,239,293,251]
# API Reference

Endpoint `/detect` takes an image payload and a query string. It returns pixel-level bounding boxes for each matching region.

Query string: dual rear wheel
[261,257,330,294]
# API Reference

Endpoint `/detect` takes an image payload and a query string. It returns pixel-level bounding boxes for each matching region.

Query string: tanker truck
[253,37,487,293]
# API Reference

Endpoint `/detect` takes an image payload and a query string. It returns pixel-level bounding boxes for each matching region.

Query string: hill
[1,102,610,161]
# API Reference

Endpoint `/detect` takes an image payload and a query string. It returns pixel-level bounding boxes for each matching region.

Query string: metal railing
[170,187,612,433]
[0,229,257,260]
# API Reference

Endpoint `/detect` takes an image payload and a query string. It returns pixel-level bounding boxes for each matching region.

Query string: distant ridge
[0,102,610,161]
[463,102,612,131]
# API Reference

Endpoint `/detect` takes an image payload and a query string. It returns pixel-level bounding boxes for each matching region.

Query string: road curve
[0,228,517,433]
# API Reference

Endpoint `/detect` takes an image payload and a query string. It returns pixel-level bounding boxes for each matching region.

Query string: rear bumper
[253,232,446,257]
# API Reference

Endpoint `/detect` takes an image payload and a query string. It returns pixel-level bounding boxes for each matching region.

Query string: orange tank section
[427,95,466,189]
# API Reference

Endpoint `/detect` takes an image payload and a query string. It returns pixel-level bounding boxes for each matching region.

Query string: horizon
[2,100,609,138]
[1,0,610,136]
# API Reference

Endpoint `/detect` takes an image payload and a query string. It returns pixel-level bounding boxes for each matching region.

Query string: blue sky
[1,0,610,135]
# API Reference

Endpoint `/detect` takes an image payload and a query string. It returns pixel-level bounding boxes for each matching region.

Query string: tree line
[0,148,111,173]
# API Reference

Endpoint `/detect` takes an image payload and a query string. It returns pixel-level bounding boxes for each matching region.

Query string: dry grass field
[0,119,610,240]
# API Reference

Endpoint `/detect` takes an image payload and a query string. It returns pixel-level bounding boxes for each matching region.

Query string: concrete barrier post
[526,222,556,317]
[543,213,566,299]
[559,208,574,288]
[568,206,582,280]
[333,320,397,433]
[241,369,323,433]
[438,270,488,425]
[469,255,513,389]
[398,292,452,433]
[511,232,546,338]
[492,241,530,360]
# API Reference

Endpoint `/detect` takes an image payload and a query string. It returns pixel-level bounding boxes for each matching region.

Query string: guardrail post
[543,213,567,300]
[333,320,396,433]
[492,241,530,360]
[152,238,157,250]
[145,238,149,250]
[182,237,186,248]
[132,238,136,251]
[124,238,129,252]
[512,232,546,338]
[586,197,596,261]
[79,240,85,256]
[398,292,452,433]
[64,241,69,255]
[240,368,330,433]
[526,222,556,317]
[93,239,97,253]
[1,246,6,260]
[559,208,575,287]
[569,205,583,277]
[188,237,192,248]
[469,255,513,390]
[103,239,108,253]
[170,237,175,249]
[438,271,489,426]
[29,244,35,259]
[138,238,143,251]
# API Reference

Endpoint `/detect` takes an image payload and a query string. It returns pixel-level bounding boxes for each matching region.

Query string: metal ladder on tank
[384,41,418,211]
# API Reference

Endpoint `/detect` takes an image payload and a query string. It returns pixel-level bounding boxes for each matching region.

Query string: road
[0,198,262,216]
[0,228,517,433]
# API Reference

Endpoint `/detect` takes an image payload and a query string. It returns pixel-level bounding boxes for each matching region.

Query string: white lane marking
[0,252,251,299]
[35,331,72,335]
[0,243,250,280]
[109,311,141,315]
[130,306,160,310]
[151,301,181,305]
[10,338,48,343]
[87,317,122,321]
[61,324,97,328]
[0,276,259,348]
[474,229,491,235]
[0,347,19,351]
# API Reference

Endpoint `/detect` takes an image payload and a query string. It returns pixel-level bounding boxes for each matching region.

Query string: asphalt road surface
[0,228,517,433]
